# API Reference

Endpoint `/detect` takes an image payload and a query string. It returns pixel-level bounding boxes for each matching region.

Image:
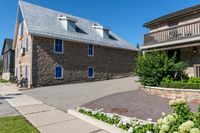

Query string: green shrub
[160,82,200,89]
[135,51,188,86]
[188,77,200,84]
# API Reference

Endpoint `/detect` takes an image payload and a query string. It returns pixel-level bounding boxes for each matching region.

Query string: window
[26,38,28,52]
[54,66,63,79]
[16,47,18,58]
[54,39,63,53]
[88,67,94,78]
[88,44,94,56]
[25,66,28,79]
[21,21,24,36]
[20,43,23,56]
[67,20,76,32]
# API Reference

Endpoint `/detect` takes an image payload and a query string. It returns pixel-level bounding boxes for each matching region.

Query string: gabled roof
[1,38,13,55]
[16,1,138,51]
[144,4,200,28]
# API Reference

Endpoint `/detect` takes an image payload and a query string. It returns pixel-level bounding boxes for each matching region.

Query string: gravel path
[82,90,198,121]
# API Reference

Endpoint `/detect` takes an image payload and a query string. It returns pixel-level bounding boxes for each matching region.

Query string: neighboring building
[13,1,138,88]
[141,4,200,77]
[1,39,14,80]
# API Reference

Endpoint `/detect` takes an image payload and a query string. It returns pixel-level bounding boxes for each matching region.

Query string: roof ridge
[19,0,98,24]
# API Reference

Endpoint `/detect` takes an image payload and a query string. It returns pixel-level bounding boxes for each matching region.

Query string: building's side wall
[32,36,137,87]
[14,21,33,87]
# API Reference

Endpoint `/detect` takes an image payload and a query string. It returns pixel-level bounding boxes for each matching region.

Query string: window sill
[55,77,63,80]
[54,51,64,54]
[88,55,94,57]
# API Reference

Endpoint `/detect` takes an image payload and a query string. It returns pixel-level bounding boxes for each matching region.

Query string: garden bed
[69,99,200,133]
[68,108,154,133]
[140,86,200,103]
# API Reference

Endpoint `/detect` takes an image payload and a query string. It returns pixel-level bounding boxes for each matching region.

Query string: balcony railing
[144,21,200,45]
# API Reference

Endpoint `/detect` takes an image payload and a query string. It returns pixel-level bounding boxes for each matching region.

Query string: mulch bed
[82,89,198,121]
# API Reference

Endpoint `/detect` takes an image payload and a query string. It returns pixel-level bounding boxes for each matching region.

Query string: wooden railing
[144,21,200,45]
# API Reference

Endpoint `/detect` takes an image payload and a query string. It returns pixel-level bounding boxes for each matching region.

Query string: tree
[135,51,188,86]
[0,56,3,75]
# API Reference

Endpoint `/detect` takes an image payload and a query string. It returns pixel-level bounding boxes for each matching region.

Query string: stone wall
[141,86,200,103]
[32,36,137,87]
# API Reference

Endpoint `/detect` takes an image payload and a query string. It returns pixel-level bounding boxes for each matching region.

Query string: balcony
[144,21,200,46]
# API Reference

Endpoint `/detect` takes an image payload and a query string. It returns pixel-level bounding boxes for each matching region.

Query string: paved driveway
[23,77,139,112]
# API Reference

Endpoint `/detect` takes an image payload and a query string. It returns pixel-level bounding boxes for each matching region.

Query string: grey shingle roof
[19,1,138,51]
[144,4,200,28]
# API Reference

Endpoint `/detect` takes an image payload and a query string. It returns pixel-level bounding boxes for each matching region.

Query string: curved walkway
[82,89,198,121]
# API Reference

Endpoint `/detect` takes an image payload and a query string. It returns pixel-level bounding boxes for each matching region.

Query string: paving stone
[2,93,42,107]
[38,119,100,133]
[16,104,56,115]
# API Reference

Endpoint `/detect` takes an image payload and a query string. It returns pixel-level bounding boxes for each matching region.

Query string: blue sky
[0,0,200,53]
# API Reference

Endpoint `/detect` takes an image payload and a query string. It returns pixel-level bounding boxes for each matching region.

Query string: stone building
[141,4,200,77]
[13,1,138,88]
[1,38,14,80]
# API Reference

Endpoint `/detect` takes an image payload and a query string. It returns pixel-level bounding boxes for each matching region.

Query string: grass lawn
[0,115,39,133]
[0,78,9,83]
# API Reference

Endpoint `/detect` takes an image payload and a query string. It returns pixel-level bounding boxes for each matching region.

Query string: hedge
[160,82,200,89]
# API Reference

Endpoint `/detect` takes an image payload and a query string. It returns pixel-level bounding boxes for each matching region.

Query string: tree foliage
[135,51,188,86]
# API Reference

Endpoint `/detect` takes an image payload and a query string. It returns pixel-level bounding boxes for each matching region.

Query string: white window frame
[54,39,64,54]
[88,44,94,57]
[88,67,94,78]
[54,65,63,79]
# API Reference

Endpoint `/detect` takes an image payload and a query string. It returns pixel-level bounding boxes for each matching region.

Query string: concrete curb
[68,109,128,133]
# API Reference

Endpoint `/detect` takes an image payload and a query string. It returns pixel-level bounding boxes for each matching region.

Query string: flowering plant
[78,99,200,133]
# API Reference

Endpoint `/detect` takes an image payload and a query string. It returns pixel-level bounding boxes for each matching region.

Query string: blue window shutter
[21,21,24,36]
[88,67,94,77]
[25,66,28,79]
[55,66,63,78]
[26,38,28,52]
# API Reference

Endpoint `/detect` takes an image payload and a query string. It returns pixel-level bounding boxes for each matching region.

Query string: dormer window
[92,24,110,39]
[58,15,77,32]
[67,20,76,32]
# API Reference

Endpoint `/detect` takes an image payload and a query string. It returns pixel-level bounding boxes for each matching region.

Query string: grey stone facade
[32,36,137,87]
